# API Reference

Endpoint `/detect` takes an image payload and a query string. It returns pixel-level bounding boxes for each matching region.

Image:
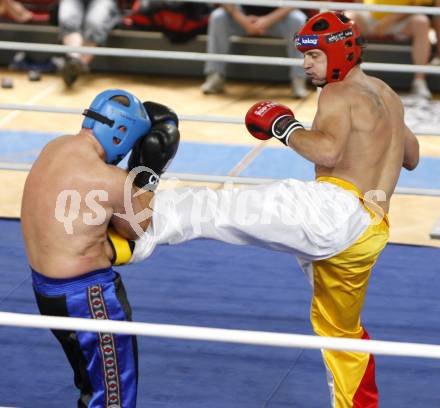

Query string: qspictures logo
[54,171,387,247]
[54,166,156,237]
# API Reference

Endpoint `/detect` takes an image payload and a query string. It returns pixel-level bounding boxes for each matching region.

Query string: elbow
[321,149,343,168]
[403,157,419,171]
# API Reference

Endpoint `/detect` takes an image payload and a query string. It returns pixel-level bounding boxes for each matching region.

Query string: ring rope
[177,0,440,16]
[0,103,439,136]
[0,311,439,359]
[0,104,246,125]
[164,174,440,197]
[2,41,440,75]
[0,163,438,197]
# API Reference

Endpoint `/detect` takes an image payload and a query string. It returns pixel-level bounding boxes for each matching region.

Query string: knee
[84,23,108,44]
[410,14,430,33]
[59,13,82,35]
[286,10,307,30]
[209,7,228,26]
[84,15,111,44]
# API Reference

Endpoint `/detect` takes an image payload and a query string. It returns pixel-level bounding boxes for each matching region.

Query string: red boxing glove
[245,101,304,146]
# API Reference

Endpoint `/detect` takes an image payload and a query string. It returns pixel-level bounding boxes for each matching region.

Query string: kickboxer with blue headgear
[82,89,152,165]
[21,88,180,407]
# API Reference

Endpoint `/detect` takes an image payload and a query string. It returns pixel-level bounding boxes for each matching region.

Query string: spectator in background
[430,0,440,65]
[58,0,121,87]
[347,0,433,99]
[201,5,308,98]
[127,1,213,44]
[0,0,32,22]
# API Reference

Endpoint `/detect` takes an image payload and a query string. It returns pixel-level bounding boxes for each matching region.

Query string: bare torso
[21,130,124,278]
[313,69,407,213]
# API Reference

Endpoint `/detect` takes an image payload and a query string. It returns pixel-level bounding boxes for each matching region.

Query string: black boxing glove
[127,121,180,190]
[143,101,179,127]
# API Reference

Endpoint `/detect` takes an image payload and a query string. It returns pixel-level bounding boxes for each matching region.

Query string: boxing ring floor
[1,219,440,407]
[0,69,440,406]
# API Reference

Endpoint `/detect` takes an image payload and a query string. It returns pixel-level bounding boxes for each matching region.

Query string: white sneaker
[201,72,225,94]
[411,78,432,100]
[430,56,440,66]
[291,77,309,99]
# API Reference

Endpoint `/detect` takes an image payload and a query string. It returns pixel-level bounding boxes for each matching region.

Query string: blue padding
[120,142,252,175]
[0,130,61,163]
[397,157,440,189]
[241,147,440,189]
[167,142,252,175]
[0,129,251,176]
[241,147,315,180]
[1,128,440,190]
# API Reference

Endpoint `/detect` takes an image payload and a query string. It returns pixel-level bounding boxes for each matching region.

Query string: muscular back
[21,131,124,278]
[313,70,410,212]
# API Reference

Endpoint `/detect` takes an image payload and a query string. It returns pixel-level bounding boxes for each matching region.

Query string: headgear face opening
[294,11,363,83]
[82,89,151,165]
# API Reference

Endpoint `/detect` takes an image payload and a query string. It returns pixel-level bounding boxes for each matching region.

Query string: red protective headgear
[294,11,363,83]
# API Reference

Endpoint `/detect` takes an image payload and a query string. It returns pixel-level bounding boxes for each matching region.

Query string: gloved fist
[245,101,304,146]
[127,121,180,190]
[143,101,179,127]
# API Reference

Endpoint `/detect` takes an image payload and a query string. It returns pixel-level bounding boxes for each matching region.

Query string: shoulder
[100,164,129,187]
[367,75,404,108]
[319,82,352,99]
[317,83,351,110]
[43,134,74,151]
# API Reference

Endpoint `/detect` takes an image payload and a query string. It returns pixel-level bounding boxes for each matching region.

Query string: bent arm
[223,5,247,26]
[260,7,294,26]
[289,86,350,168]
[402,125,419,171]
[107,167,154,240]
[223,4,261,35]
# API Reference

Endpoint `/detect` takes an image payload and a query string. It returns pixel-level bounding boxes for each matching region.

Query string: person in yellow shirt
[347,0,433,98]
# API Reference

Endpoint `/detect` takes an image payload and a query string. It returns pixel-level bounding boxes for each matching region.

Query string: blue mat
[240,147,440,190]
[1,130,440,189]
[0,219,440,407]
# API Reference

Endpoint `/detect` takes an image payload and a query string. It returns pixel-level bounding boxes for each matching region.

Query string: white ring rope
[0,103,439,136]
[0,311,439,359]
[0,163,438,197]
[180,0,440,16]
[163,174,440,197]
[0,104,246,125]
[2,41,440,75]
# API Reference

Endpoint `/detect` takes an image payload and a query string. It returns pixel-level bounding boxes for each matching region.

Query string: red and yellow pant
[131,173,389,406]
[311,178,389,407]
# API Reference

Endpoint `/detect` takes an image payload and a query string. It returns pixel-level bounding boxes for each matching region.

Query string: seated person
[0,0,32,22]
[201,4,309,99]
[347,0,433,99]
[430,0,440,65]
[58,0,121,87]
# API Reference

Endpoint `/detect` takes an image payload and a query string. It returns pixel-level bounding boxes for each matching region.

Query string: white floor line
[0,81,59,127]
[227,140,268,177]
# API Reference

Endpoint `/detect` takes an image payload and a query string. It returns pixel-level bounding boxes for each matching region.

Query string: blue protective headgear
[82,89,151,165]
